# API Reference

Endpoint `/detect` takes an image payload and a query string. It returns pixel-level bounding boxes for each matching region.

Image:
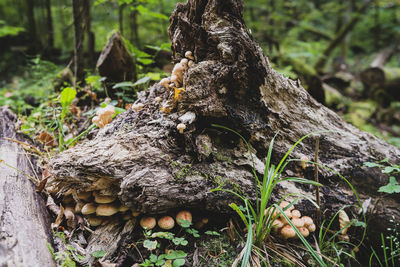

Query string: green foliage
[0,20,24,37]
[364,158,400,194]
[47,231,85,267]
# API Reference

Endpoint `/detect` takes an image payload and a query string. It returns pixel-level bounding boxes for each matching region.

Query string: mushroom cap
[96,203,119,216]
[94,193,116,204]
[299,227,310,237]
[170,75,178,83]
[177,123,186,133]
[132,210,140,217]
[302,216,314,227]
[264,207,279,219]
[279,201,294,211]
[185,51,194,60]
[140,216,156,229]
[81,203,97,215]
[119,205,130,212]
[188,60,194,67]
[271,219,284,229]
[122,213,132,221]
[160,78,170,88]
[77,191,92,201]
[132,103,144,112]
[281,225,297,239]
[291,218,305,228]
[291,210,301,218]
[172,63,184,75]
[307,223,316,232]
[180,58,188,67]
[299,155,309,170]
[176,210,192,226]
[87,216,103,227]
[158,216,175,230]
[279,210,293,224]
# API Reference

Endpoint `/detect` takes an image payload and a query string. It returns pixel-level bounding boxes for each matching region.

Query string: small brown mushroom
[279,201,294,211]
[122,213,132,221]
[140,216,156,230]
[291,218,305,228]
[96,204,119,216]
[132,210,140,217]
[194,218,209,229]
[185,51,194,60]
[177,123,186,134]
[158,216,175,230]
[299,155,309,170]
[279,210,293,224]
[271,219,284,231]
[77,191,92,202]
[81,203,97,215]
[160,78,170,89]
[291,210,301,218]
[132,103,144,112]
[75,202,84,213]
[188,60,194,68]
[264,206,279,219]
[307,223,316,232]
[299,227,310,237]
[94,192,116,204]
[302,216,314,227]
[180,58,188,70]
[87,216,103,227]
[281,225,296,239]
[119,205,130,212]
[176,210,192,226]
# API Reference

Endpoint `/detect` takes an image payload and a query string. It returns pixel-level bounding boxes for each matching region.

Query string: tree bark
[49,0,400,263]
[72,0,85,84]
[0,108,55,267]
[45,0,54,49]
[83,0,95,69]
[25,0,39,52]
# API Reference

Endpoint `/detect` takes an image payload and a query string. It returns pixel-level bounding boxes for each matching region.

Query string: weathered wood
[0,108,55,267]
[49,0,400,262]
[97,31,136,83]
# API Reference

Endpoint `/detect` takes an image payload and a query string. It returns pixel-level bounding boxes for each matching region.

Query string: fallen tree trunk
[49,0,400,263]
[0,108,55,267]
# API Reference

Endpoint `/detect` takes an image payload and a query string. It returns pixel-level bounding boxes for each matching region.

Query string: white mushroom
[185,51,194,60]
[177,123,186,134]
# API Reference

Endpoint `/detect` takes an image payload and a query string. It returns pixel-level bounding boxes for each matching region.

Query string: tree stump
[0,108,55,267]
[49,0,400,263]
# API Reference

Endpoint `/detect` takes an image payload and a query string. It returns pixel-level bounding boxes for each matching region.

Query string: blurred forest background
[0,0,399,147]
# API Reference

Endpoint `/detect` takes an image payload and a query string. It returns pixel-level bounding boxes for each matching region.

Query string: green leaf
[382,166,400,174]
[60,87,76,109]
[177,219,191,228]
[172,259,185,267]
[112,81,135,89]
[165,250,187,260]
[363,162,383,168]
[205,230,220,236]
[92,250,106,258]
[133,76,152,86]
[143,240,158,251]
[378,177,400,194]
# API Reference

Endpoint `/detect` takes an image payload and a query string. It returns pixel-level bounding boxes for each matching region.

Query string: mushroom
[291,218,305,228]
[307,223,316,232]
[279,210,293,224]
[291,210,301,218]
[96,203,119,216]
[302,216,313,227]
[132,210,140,217]
[119,205,130,212]
[122,213,132,221]
[176,210,192,226]
[77,191,92,202]
[279,201,294,211]
[160,78,170,89]
[87,216,103,227]
[299,155,309,170]
[75,202,84,213]
[132,103,144,112]
[170,75,179,87]
[185,51,194,60]
[265,206,279,219]
[177,123,186,134]
[299,227,310,237]
[81,203,97,215]
[180,58,188,70]
[188,60,194,68]
[93,192,116,204]
[194,218,209,229]
[171,63,184,85]
[93,105,115,128]
[140,216,156,230]
[158,216,175,230]
[271,219,284,231]
[281,225,296,239]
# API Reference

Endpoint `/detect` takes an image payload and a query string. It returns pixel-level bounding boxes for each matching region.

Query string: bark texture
[0,108,55,267]
[50,0,400,261]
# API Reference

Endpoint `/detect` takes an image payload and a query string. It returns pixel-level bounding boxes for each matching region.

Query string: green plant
[57,87,76,151]
[364,158,400,194]
[47,231,85,267]
[211,125,325,266]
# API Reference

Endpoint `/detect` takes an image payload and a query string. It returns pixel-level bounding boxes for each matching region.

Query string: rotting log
[96,31,136,83]
[49,0,400,264]
[0,107,55,267]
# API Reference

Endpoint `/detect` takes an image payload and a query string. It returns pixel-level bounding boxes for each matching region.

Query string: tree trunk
[0,108,55,267]
[49,0,400,264]
[83,0,95,69]
[25,0,39,52]
[118,4,125,35]
[130,9,140,48]
[45,0,54,49]
[72,0,85,84]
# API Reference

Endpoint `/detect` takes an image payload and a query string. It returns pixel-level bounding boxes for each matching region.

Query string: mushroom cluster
[139,210,208,231]
[159,51,195,114]
[92,105,115,128]
[61,188,138,227]
[266,201,316,239]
